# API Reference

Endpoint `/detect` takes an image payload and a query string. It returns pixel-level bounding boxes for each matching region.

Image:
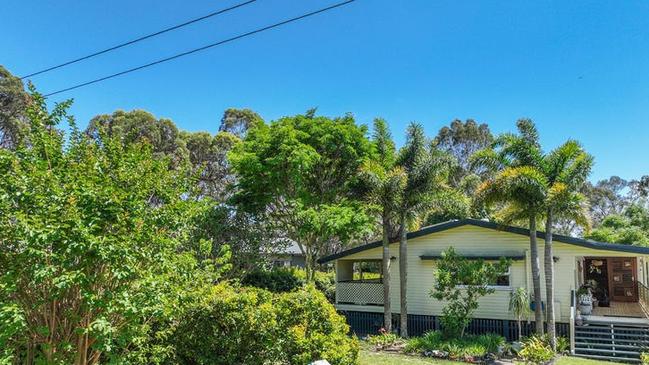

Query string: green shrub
[172,284,279,365]
[243,267,336,302]
[404,330,504,358]
[367,331,401,348]
[275,285,358,365]
[171,283,357,365]
[519,335,555,364]
[242,267,305,292]
[641,352,649,365]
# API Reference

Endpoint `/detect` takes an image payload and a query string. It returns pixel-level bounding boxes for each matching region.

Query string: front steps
[574,320,649,363]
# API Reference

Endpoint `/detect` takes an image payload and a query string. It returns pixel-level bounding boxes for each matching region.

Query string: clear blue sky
[3,0,649,182]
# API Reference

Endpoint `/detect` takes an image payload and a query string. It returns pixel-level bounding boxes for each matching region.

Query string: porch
[335,259,384,306]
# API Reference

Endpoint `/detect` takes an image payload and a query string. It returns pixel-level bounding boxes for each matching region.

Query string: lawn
[359,349,626,365]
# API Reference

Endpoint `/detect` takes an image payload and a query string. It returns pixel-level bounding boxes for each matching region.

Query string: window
[491,267,511,287]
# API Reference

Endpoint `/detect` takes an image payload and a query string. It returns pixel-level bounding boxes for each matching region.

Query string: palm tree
[474,119,547,335]
[395,123,450,337]
[360,119,405,333]
[541,140,593,349]
[509,287,532,340]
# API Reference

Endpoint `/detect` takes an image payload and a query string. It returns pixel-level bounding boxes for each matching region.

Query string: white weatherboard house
[318,219,649,362]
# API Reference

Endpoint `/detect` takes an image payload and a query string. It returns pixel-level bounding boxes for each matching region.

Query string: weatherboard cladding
[318,218,649,263]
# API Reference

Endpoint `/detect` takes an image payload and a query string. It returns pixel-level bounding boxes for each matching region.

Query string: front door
[607,257,638,302]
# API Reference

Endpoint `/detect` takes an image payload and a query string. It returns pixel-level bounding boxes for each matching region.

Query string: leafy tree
[586,203,649,245]
[431,247,510,338]
[218,108,263,138]
[0,66,30,149]
[395,123,450,337]
[230,111,374,280]
[359,118,405,332]
[582,176,630,227]
[86,109,188,167]
[0,90,218,363]
[180,130,239,200]
[433,119,493,187]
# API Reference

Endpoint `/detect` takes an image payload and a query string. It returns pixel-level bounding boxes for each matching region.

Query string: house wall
[335,225,649,322]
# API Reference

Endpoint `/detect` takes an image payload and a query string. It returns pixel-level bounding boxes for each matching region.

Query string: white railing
[336,281,384,306]
[570,289,576,355]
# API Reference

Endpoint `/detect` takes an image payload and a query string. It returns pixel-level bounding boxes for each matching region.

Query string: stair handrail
[570,288,576,355]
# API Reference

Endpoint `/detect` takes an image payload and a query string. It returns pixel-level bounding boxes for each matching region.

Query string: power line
[20,0,258,79]
[44,0,356,97]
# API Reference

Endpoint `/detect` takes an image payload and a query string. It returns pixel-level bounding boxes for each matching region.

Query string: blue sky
[3,0,649,182]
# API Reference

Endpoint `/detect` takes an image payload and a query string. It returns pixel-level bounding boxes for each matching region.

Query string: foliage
[359,118,404,332]
[586,203,649,245]
[395,122,453,337]
[0,66,30,149]
[433,119,493,190]
[0,90,220,363]
[241,267,336,302]
[430,248,510,338]
[242,267,305,292]
[172,284,280,365]
[518,335,556,364]
[276,285,359,365]
[509,287,532,339]
[404,331,505,358]
[230,111,375,280]
[173,283,358,365]
[641,351,649,365]
[367,331,401,349]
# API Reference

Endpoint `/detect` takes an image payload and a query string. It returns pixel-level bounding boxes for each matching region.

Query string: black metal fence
[340,310,569,341]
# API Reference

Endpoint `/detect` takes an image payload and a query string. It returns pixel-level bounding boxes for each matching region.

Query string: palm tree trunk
[545,210,557,349]
[399,218,408,338]
[382,214,392,332]
[529,215,544,334]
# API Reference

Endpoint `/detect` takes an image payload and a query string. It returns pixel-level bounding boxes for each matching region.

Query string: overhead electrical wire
[20,0,258,79]
[44,0,356,97]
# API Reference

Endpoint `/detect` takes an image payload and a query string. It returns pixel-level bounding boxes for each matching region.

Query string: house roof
[317,218,649,263]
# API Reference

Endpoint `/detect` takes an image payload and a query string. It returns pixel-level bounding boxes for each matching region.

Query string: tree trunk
[529,215,544,334]
[517,319,522,340]
[382,215,392,332]
[399,218,408,338]
[545,210,557,350]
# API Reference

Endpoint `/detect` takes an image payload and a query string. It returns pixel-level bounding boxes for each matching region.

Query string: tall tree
[475,119,547,335]
[586,203,649,245]
[433,119,493,187]
[86,109,187,163]
[395,123,450,337]
[583,176,630,227]
[541,140,593,348]
[230,111,374,280]
[0,90,217,364]
[0,66,30,149]
[360,118,405,332]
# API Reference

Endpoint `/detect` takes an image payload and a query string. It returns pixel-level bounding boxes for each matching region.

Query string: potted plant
[577,287,593,315]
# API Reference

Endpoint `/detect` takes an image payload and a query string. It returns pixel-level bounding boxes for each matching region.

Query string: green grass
[554,356,625,365]
[360,349,627,365]
[359,349,461,365]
